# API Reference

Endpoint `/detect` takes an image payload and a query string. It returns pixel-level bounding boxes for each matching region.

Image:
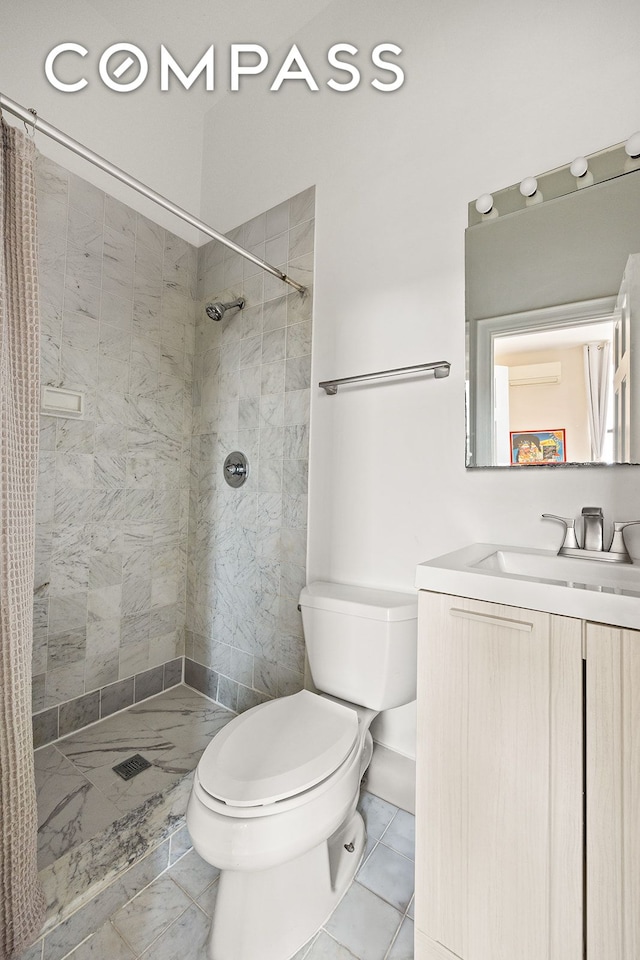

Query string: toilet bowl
[186,581,418,960]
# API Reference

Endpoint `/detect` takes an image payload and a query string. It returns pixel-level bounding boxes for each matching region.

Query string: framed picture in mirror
[509,429,566,465]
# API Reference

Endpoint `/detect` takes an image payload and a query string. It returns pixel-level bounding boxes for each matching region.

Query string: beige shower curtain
[0,119,45,958]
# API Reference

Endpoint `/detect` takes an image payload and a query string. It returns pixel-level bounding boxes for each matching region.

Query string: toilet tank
[299,581,418,711]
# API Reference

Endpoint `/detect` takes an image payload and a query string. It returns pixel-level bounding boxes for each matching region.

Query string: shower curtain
[0,119,46,958]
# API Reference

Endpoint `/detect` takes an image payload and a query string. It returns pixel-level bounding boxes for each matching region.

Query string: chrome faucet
[581,506,604,552]
[542,507,640,564]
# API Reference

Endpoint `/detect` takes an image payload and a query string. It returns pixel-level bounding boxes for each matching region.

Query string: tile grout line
[316,928,361,960]
[109,874,192,958]
[108,916,140,960]
[128,881,211,960]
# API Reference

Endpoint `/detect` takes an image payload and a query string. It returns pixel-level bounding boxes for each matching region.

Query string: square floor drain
[112,754,152,781]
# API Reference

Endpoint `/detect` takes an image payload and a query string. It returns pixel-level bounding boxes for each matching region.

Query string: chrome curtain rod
[0,92,306,295]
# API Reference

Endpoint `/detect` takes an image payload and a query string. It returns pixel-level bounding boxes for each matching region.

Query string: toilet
[186,580,418,960]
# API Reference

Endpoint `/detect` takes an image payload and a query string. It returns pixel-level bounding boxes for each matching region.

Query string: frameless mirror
[466,139,640,467]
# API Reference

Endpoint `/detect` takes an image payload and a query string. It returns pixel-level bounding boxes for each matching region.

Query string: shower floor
[29,684,232,957]
[27,685,415,960]
[35,684,231,873]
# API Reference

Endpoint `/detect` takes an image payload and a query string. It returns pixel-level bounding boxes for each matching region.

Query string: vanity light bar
[469,132,640,226]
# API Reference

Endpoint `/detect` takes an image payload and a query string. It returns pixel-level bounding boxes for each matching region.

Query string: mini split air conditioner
[508,361,561,386]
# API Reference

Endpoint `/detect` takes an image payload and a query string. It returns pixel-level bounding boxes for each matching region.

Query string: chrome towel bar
[319,360,451,395]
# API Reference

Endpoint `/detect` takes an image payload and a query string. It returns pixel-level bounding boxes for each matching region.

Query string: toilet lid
[197,690,359,807]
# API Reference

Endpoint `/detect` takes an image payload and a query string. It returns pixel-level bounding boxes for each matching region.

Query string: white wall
[197,0,640,756]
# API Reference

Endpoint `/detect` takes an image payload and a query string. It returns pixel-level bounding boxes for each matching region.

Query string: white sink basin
[475,548,640,592]
[416,543,640,629]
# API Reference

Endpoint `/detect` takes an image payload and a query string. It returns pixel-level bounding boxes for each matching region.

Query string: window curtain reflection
[583,341,611,461]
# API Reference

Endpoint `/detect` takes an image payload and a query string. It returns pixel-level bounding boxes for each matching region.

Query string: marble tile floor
[32,792,414,960]
[26,684,415,960]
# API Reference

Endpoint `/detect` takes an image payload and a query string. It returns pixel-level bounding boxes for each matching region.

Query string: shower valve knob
[223,451,249,488]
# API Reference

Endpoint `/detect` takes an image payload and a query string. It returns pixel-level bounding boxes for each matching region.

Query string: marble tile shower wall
[186,187,314,712]
[32,154,197,733]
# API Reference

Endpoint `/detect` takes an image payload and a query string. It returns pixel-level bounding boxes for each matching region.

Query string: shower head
[205,298,245,321]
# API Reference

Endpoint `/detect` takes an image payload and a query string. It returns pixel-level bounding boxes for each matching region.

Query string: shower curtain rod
[0,92,307,295]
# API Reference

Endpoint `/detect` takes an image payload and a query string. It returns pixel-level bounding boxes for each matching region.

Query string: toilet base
[206,810,366,960]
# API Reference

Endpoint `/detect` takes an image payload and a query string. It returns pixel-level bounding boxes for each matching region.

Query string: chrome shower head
[205,298,245,321]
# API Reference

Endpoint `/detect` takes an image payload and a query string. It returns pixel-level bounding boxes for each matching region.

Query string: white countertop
[416,543,640,630]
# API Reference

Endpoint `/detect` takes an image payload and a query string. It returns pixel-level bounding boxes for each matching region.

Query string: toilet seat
[197,690,359,808]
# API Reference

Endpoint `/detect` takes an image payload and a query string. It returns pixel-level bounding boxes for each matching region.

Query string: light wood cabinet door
[415,592,583,960]
[586,622,640,959]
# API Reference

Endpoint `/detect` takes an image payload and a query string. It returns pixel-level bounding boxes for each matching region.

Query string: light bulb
[519,177,538,198]
[570,156,588,178]
[475,193,494,215]
[625,132,640,158]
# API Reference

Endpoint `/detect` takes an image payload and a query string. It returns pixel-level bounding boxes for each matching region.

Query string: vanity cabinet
[585,623,640,957]
[415,591,640,960]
